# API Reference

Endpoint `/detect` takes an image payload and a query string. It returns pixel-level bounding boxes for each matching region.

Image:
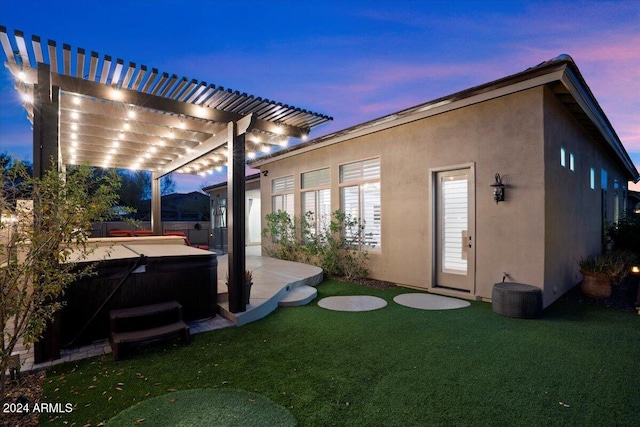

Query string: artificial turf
[42,279,640,426]
[105,389,296,426]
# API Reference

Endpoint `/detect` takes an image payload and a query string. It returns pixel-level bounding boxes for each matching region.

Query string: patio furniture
[109,301,190,361]
[134,230,154,236]
[163,231,209,250]
[109,229,135,237]
[492,282,542,319]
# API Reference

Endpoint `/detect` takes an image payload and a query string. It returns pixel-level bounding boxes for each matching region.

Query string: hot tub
[38,244,217,360]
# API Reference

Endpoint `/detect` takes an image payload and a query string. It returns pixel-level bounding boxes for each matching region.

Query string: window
[560,147,566,167]
[590,168,595,190]
[301,168,331,236]
[271,175,294,217]
[601,168,608,189]
[212,196,226,228]
[339,158,381,249]
[570,153,575,171]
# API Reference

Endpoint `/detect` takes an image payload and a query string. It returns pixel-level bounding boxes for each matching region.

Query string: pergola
[0,26,332,313]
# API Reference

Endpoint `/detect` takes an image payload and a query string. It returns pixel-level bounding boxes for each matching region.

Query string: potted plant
[579,253,628,298]
[225,270,253,305]
[244,270,253,305]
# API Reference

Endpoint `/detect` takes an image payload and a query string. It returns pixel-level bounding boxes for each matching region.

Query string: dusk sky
[1,0,638,192]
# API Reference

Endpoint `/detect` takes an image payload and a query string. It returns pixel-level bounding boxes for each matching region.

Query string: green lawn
[42,280,639,426]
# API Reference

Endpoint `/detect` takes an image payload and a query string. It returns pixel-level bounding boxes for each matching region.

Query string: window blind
[272,175,294,193]
[301,168,330,189]
[340,158,380,183]
[442,177,468,274]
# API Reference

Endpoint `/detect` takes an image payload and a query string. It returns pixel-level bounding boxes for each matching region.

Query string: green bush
[262,210,371,280]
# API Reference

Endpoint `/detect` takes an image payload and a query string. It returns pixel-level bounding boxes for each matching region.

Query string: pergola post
[32,63,60,177]
[32,63,62,363]
[151,172,162,235]
[227,120,247,313]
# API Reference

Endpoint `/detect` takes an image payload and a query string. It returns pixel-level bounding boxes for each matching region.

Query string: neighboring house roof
[202,173,261,193]
[250,54,639,183]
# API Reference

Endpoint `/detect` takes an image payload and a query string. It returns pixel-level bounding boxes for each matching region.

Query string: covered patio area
[1,26,331,363]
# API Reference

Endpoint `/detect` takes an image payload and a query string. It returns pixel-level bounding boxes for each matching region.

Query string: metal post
[227,121,246,313]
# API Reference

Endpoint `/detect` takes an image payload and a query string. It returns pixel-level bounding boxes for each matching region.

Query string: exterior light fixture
[490,173,505,204]
[632,265,640,274]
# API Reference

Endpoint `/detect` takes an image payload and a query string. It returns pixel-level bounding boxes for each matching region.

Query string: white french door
[434,167,475,292]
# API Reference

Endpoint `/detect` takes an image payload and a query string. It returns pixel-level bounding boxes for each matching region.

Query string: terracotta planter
[580,270,612,299]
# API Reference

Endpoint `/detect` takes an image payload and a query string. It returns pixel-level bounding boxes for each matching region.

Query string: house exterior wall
[260,87,550,303]
[542,87,629,306]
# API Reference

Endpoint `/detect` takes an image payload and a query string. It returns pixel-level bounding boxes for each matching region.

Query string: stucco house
[246,55,639,308]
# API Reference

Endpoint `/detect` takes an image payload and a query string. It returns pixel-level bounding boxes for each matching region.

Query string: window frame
[270,174,295,216]
[300,167,332,237]
[338,157,382,251]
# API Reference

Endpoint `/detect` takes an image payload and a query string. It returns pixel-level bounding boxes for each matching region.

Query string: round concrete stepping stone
[279,285,317,307]
[318,295,387,312]
[393,293,470,310]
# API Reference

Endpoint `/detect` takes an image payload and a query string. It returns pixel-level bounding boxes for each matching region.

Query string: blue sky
[1,0,638,191]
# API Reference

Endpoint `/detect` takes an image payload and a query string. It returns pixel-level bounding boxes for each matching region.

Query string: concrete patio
[216,246,324,326]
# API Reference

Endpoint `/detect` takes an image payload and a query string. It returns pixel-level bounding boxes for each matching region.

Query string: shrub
[1,160,123,400]
[262,210,371,280]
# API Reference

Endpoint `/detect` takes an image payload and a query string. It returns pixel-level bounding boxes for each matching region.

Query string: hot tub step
[109,301,183,333]
[109,301,190,360]
[110,321,190,361]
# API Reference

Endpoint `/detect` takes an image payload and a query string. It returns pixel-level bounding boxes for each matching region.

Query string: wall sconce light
[631,265,640,274]
[490,173,505,204]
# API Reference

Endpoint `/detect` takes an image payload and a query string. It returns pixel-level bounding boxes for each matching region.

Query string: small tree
[1,160,122,400]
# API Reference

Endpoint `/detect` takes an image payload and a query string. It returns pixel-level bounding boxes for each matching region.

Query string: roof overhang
[251,55,639,184]
[1,26,332,177]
